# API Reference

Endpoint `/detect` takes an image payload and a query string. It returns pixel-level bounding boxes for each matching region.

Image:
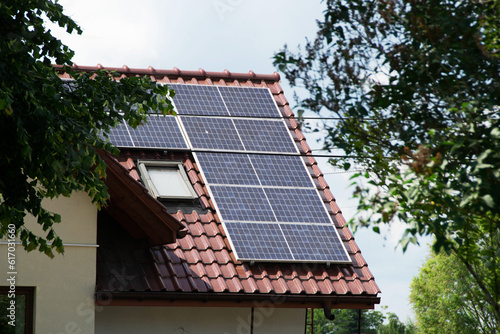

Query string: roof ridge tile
[299,140,312,154]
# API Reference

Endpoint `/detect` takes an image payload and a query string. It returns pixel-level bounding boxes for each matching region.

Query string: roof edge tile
[54,64,281,83]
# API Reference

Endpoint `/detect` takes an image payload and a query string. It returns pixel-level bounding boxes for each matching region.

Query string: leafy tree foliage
[274,0,500,320]
[377,313,417,334]
[0,0,174,256]
[307,308,416,334]
[307,308,384,334]
[410,249,499,333]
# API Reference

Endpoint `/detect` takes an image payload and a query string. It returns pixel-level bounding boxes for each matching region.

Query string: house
[0,65,380,334]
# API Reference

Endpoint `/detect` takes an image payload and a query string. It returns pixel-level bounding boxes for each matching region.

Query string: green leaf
[482,195,495,208]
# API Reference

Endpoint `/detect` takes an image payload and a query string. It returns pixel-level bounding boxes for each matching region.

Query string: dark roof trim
[53,64,281,83]
[98,150,187,245]
[95,291,380,309]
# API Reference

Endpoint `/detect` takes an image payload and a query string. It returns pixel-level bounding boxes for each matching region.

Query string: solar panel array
[107,84,350,263]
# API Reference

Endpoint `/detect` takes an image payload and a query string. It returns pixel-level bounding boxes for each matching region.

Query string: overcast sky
[50,0,431,322]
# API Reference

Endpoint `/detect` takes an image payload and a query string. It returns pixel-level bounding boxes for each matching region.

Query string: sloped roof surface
[78,65,380,307]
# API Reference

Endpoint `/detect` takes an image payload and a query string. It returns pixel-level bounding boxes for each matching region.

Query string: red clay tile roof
[70,65,381,308]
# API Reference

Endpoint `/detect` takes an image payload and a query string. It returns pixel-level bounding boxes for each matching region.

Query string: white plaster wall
[95,306,306,334]
[0,192,97,334]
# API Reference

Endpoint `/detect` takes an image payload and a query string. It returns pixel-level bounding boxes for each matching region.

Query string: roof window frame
[137,160,198,200]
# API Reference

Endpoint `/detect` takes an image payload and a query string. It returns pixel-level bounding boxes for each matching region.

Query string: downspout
[358,309,362,334]
[250,307,254,334]
[323,304,335,321]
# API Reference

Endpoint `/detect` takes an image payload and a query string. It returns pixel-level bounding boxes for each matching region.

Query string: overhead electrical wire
[165,113,374,121]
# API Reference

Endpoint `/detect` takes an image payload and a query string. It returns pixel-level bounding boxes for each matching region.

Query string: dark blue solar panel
[130,116,188,149]
[281,224,350,262]
[107,121,134,147]
[181,117,244,151]
[217,86,281,118]
[250,155,314,188]
[233,119,297,153]
[195,153,259,186]
[224,222,293,261]
[170,84,228,116]
[264,188,331,224]
[210,186,276,222]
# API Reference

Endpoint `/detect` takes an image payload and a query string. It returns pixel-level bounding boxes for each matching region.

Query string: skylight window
[137,160,197,199]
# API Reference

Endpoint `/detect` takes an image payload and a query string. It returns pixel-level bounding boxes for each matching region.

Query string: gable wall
[0,191,97,334]
[95,306,306,334]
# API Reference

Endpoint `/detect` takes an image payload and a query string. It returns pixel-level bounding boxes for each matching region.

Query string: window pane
[0,294,25,334]
[148,167,193,197]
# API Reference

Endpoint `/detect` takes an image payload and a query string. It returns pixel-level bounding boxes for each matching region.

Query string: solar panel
[181,117,244,151]
[217,86,281,118]
[209,186,276,222]
[107,120,134,147]
[265,188,332,224]
[233,119,297,153]
[130,116,188,149]
[281,224,350,262]
[224,222,293,261]
[170,84,229,116]
[250,155,314,188]
[195,152,260,186]
[224,222,350,262]
[195,153,314,188]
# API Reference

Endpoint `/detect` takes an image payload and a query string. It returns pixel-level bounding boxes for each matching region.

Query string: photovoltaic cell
[107,121,134,147]
[250,155,314,188]
[170,84,228,116]
[130,116,188,149]
[281,224,350,262]
[264,188,332,224]
[224,222,293,261]
[233,119,297,153]
[210,186,276,222]
[181,117,244,151]
[195,153,259,186]
[217,86,281,118]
